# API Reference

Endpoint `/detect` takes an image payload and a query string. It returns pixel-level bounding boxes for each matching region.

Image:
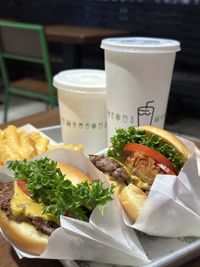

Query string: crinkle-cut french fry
[19,132,37,159]
[0,125,84,167]
[4,125,20,147]
[34,136,49,155]
[0,144,21,162]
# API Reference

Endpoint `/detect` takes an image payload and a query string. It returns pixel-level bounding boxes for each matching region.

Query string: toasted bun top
[0,209,48,255]
[136,125,191,161]
[57,162,93,185]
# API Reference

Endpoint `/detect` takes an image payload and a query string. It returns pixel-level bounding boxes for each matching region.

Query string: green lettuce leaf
[8,157,115,222]
[108,127,184,170]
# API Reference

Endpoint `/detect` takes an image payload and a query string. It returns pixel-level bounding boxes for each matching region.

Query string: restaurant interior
[0,0,199,140]
[1,1,200,267]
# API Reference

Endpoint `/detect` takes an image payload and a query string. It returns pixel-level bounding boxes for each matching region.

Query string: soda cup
[53,69,107,154]
[101,37,180,142]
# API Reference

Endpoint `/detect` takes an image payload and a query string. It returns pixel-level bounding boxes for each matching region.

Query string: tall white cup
[101,37,180,142]
[53,69,107,154]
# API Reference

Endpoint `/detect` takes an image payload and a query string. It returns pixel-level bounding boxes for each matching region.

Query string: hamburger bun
[118,184,147,222]
[0,210,48,255]
[136,126,191,161]
[57,162,93,185]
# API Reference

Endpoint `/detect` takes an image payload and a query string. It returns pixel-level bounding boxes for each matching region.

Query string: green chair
[0,21,57,122]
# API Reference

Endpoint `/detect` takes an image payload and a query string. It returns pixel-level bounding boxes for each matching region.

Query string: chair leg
[3,90,10,123]
[49,94,57,108]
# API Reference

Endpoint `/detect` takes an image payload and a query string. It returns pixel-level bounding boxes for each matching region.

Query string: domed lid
[53,69,106,94]
[101,37,180,53]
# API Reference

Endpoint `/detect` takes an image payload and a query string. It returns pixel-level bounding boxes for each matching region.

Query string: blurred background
[0,0,199,140]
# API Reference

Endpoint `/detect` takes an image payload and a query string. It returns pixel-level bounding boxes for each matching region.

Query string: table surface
[45,25,130,44]
[0,108,60,129]
[0,108,200,267]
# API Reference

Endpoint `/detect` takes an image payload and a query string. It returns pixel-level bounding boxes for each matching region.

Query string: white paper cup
[101,37,180,142]
[53,69,107,154]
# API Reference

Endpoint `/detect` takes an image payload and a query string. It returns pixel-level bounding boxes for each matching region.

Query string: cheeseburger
[89,125,191,222]
[0,157,114,255]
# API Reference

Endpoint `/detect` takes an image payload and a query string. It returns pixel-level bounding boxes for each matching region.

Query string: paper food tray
[1,124,199,267]
[39,125,200,267]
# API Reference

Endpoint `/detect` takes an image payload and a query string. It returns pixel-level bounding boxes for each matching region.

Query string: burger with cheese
[89,125,191,222]
[0,157,114,255]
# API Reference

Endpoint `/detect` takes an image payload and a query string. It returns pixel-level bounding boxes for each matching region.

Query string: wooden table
[0,109,200,267]
[45,25,129,45]
[0,108,60,129]
[45,25,129,68]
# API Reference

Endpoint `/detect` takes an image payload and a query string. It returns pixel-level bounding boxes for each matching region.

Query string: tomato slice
[156,163,176,175]
[123,143,178,175]
[16,180,31,196]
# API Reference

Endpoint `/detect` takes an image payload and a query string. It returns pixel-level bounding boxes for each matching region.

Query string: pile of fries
[0,125,83,167]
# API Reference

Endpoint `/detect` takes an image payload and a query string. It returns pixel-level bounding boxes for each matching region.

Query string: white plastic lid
[101,37,181,53]
[53,69,106,93]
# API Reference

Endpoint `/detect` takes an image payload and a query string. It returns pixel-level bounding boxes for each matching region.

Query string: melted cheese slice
[130,174,149,191]
[10,181,58,223]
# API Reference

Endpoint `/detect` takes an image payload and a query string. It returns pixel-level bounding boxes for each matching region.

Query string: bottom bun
[118,184,147,222]
[0,209,48,255]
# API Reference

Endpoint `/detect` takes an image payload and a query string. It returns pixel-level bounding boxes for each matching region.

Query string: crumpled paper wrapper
[60,139,200,267]
[0,148,149,266]
[121,137,200,237]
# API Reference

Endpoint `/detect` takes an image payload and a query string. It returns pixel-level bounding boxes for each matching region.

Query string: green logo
[123,115,128,123]
[137,231,158,241]
[91,123,97,129]
[67,120,71,126]
[79,123,83,129]
[130,115,134,123]
[98,122,103,129]
[116,113,120,121]
[178,236,200,244]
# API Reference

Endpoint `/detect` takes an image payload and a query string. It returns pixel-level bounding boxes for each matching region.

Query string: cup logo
[91,123,97,129]
[116,113,120,121]
[67,120,71,127]
[123,115,128,123]
[79,123,83,129]
[98,122,103,129]
[130,115,134,124]
[137,101,155,126]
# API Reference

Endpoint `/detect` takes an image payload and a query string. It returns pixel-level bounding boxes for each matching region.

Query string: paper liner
[118,137,200,237]
[0,148,149,266]
[61,140,200,267]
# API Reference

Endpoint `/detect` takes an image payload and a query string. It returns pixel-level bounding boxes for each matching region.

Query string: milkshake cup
[101,37,180,142]
[53,69,107,154]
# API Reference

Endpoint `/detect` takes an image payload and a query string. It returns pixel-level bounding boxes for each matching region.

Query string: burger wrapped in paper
[89,125,191,222]
[0,157,114,255]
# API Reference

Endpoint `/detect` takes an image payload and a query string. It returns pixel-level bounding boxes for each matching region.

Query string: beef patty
[0,181,59,235]
[89,153,164,191]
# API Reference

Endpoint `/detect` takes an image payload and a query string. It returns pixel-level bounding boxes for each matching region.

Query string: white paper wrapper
[118,138,200,237]
[61,141,200,267]
[0,148,149,266]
